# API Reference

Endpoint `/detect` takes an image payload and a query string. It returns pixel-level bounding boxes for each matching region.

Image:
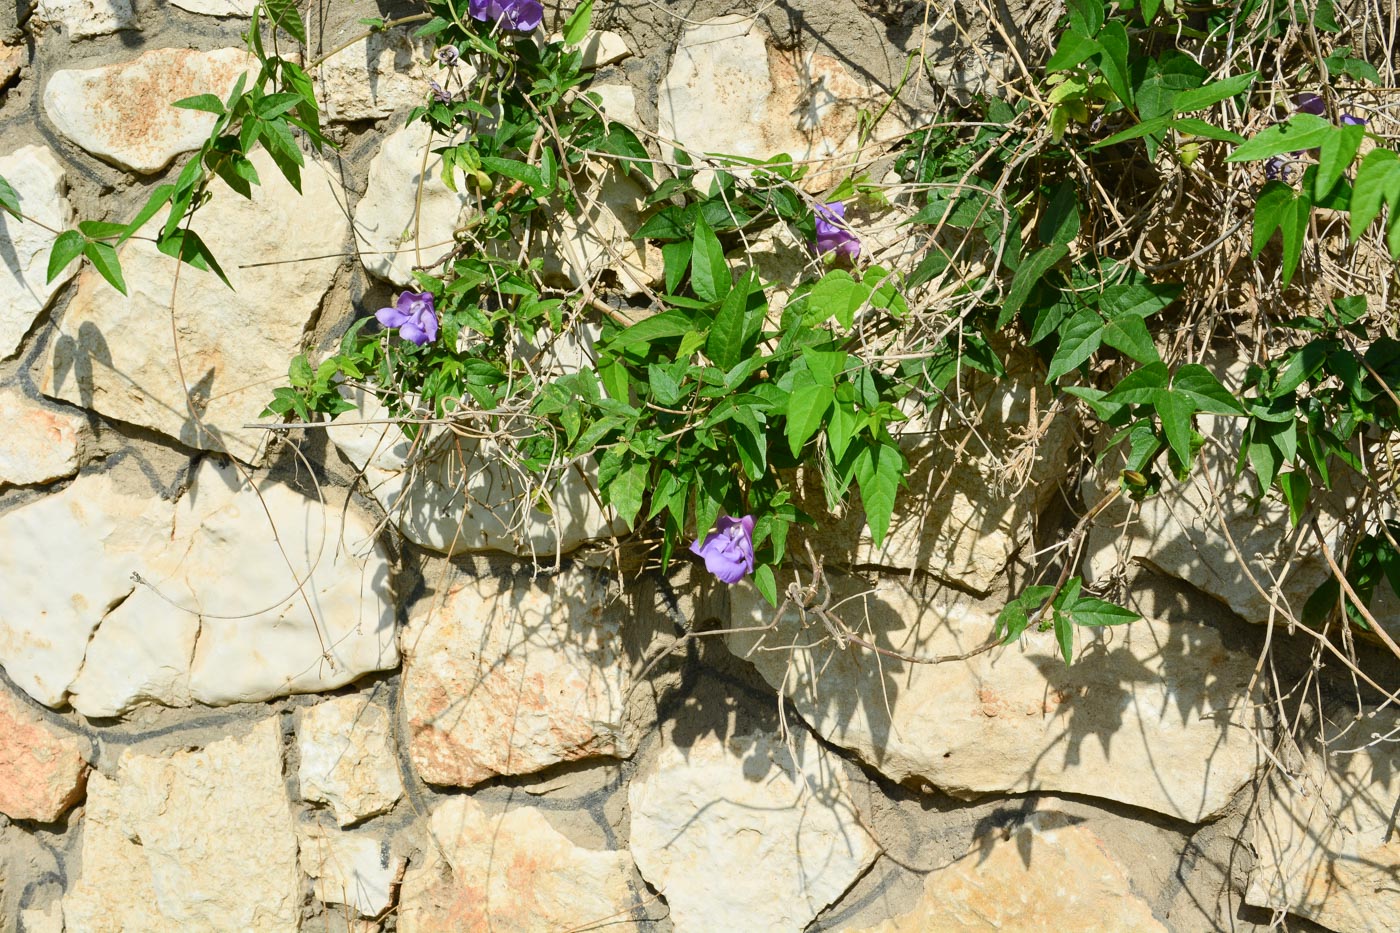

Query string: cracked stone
[0,685,89,822]
[297,694,403,826]
[0,388,86,488]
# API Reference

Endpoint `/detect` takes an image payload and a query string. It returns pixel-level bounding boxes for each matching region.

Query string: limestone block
[851,812,1166,932]
[578,31,630,70]
[1247,708,1400,933]
[43,48,250,173]
[727,572,1264,821]
[34,0,134,39]
[300,822,403,918]
[538,162,657,294]
[403,568,639,788]
[398,796,643,931]
[0,470,174,707]
[297,694,403,826]
[67,458,398,716]
[658,16,914,192]
[0,687,88,822]
[629,727,878,931]
[0,146,77,360]
[0,45,22,89]
[588,82,638,127]
[316,31,436,123]
[61,718,300,931]
[0,388,86,487]
[803,349,1072,592]
[18,900,64,933]
[170,0,256,15]
[356,120,472,287]
[329,387,624,556]
[39,148,349,463]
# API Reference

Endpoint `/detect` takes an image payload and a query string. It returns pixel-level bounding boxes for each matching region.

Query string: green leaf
[809,270,872,329]
[1095,21,1133,108]
[1103,362,1170,404]
[1098,281,1181,318]
[1155,389,1196,471]
[1038,182,1081,246]
[120,184,174,244]
[705,271,763,370]
[646,362,685,407]
[1349,149,1400,242]
[1054,610,1075,664]
[1101,313,1159,364]
[608,309,695,349]
[1173,364,1246,414]
[689,213,730,304]
[563,0,594,45]
[1171,72,1257,113]
[1277,470,1311,526]
[1315,122,1364,199]
[1046,29,1099,73]
[1170,118,1245,144]
[995,585,1055,642]
[47,230,86,284]
[1070,597,1140,627]
[855,438,905,548]
[608,458,647,528]
[172,93,226,115]
[998,243,1068,329]
[0,173,19,218]
[265,0,307,43]
[479,156,544,191]
[1228,114,1334,163]
[78,220,128,239]
[786,378,834,458]
[1045,307,1106,381]
[83,240,126,295]
[753,564,778,606]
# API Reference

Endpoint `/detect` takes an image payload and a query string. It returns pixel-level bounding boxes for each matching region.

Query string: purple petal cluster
[468,0,543,32]
[814,201,860,260]
[1293,92,1368,126]
[690,515,756,584]
[376,292,439,345]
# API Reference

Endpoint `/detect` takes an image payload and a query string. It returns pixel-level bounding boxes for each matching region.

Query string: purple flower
[429,80,452,104]
[376,292,439,345]
[437,45,460,66]
[690,515,756,584]
[815,202,860,260]
[1294,92,1326,115]
[1341,113,1367,126]
[468,0,543,32]
[1264,157,1291,182]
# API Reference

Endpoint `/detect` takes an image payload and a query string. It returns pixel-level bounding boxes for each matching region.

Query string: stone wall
[0,2,1396,932]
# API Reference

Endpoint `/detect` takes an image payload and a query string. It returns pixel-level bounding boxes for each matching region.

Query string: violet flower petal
[1294,93,1325,115]
[690,514,756,584]
[814,201,860,259]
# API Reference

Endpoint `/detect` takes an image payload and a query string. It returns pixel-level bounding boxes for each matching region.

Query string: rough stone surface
[0,470,174,707]
[316,31,435,123]
[852,813,1167,932]
[403,568,638,788]
[539,163,658,294]
[0,146,77,360]
[727,571,1264,822]
[40,148,349,462]
[61,718,300,931]
[330,388,625,556]
[0,389,86,488]
[0,688,88,822]
[630,726,877,931]
[297,694,403,826]
[0,45,22,90]
[1247,708,1400,933]
[589,82,638,127]
[803,349,1072,592]
[43,48,250,173]
[66,458,397,716]
[170,0,256,15]
[576,31,630,70]
[34,0,134,39]
[355,120,472,287]
[398,796,644,932]
[658,16,913,192]
[300,822,402,918]
[18,900,64,933]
